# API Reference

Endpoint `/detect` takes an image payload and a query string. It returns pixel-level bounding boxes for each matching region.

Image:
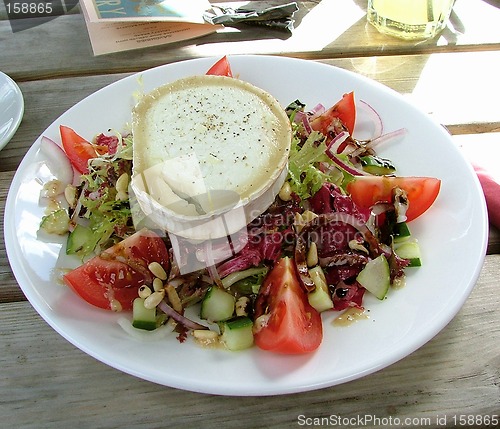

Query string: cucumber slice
[360,155,396,175]
[394,240,422,267]
[66,224,98,256]
[40,209,70,235]
[356,254,390,300]
[393,221,412,243]
[219,317,254,351]
[200,286,235,322]
[308,266,333,312]
[132,298,157,331]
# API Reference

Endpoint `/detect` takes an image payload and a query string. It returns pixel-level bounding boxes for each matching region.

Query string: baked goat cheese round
[131,75,292,241]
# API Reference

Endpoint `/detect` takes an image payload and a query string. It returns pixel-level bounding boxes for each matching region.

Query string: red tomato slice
[60,125,102,174]
[206,56,233,77]
[253,257,323,354]
[63,229,170,311]
[311,91,356,136]
[346,176,441,222]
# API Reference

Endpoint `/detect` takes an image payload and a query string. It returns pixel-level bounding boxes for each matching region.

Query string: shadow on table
[482,0,500,8]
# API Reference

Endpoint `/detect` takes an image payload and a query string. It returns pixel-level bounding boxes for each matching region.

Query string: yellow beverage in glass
[367,0,455,40]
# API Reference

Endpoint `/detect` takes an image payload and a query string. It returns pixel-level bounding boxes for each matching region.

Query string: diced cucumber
[356,254,390,300]
[132,298,157,331]
[40,209,70,235]
[394,240,422,267]
[393,221,412,243]
[66,224,97,256]
[200,286,235,322]
[360,155,396,175]
[219,317,254,351]
[308,266,333,312]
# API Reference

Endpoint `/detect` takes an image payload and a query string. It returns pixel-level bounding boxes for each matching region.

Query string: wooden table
[1,1,499,427]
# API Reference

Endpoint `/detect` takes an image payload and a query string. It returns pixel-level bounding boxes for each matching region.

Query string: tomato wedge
[206,55,233,77]
[60,125,103,174]
[253,257,323,354]
[63,229,170,311]
[311,91,356,136]
[346,176,441,222]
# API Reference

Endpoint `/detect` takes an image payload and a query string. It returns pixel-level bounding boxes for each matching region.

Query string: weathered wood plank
[1,0,500,81]
[1,255,498,428]
[0,170,29,303]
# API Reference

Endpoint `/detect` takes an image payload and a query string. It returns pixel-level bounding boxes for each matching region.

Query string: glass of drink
[367,0,455,40]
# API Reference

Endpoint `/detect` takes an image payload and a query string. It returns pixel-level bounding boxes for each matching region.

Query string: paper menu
[81,0,212,23]
[79,0,219,55]
[83,19,218,56]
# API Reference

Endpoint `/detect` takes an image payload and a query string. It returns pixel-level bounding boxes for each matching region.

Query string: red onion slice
[370,202,393,216]
[327,130,350,155]
[309,103,326,121]
[157,300,208,331]
[301,114,313,135]
[203,241,224,288]
[356,100,383,140]
[326,151,369,176]
[293,110,305,124]
[39,136,75,185]
[366,128,408,150]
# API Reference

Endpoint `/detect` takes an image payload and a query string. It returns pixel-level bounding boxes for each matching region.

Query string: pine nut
[192,329,219,346]
[235,296,250,317]
[254,314,270,332]
[278,181,292,201]
[294,212,304,232]
[152,277,164,292]
[302,210,318,223]
[138,285,152,299]
[115,190,128,201]
[165,284,183,313]
[307,242,319,267]
[143,290,165,309]
[148,262,167,280]
[192,330,218,341]
[64,185,77,207]
[115,173,129,194]
[115,173,129,201]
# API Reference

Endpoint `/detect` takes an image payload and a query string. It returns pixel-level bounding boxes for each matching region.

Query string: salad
[38,56,441,355]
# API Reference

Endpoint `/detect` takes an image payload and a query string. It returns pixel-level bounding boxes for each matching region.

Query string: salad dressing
[332,307,369,327]
[192,331,223,349]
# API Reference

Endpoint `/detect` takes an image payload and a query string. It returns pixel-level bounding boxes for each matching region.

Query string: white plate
[4,56,488,396]
[0,71,24,150]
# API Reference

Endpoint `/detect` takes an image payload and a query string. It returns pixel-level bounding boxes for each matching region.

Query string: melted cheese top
[132,75,291,218]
